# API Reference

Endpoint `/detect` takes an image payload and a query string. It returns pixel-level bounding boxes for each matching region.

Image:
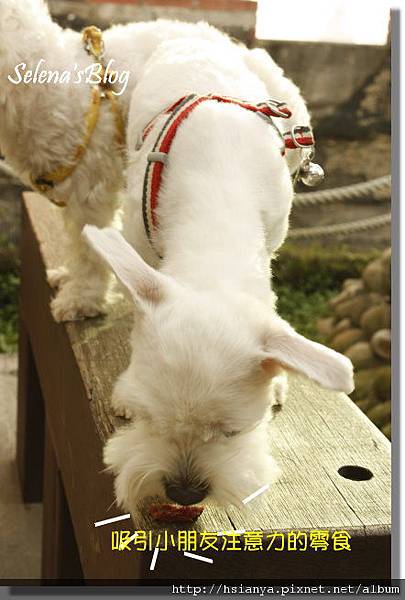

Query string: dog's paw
[107,288,125,305]
[51,288,106,322]
[111,395,133,420]
[47,266,70,289]
[113,403,134,420]
[111,372,134,420]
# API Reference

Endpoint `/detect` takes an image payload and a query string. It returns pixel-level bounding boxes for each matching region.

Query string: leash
[139,93,316,255]
[30,26,125,207]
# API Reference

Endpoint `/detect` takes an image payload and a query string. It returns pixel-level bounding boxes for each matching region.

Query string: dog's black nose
[164,478,209,506]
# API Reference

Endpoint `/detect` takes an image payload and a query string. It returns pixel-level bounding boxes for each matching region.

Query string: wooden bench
[17,192,391,583]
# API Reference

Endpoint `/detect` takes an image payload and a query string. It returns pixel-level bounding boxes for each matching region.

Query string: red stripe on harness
[284,136,314,149]
[149,96,209,228]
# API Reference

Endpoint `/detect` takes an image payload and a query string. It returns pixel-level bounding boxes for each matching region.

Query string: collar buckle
[291,124,314,148]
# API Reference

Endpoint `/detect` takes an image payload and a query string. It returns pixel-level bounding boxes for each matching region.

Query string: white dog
[83,37,354,510]
[0,0,307,323]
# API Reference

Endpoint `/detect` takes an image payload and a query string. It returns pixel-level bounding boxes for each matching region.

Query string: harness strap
[142,94,292,143]
[141,93,314,253]
[142,94,195,247]
[283,125,314,150]
[82,26,126,148]
[31,26,125,205]
[30,85,101,205]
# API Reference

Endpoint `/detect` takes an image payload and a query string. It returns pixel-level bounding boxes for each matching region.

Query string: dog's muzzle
[164,477,210,506]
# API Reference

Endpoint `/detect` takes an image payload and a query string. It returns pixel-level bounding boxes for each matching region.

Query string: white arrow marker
[94,513,131,527]
[242,483,269,504]
[184,552,213,564]
[150,547,159,571]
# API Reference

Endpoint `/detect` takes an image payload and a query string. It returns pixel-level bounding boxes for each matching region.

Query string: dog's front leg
[111,368,135,420]
[49,196,121,322]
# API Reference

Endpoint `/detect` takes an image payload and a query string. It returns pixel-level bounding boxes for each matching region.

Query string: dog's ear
[82,225,176,305]
[261,317,354,394]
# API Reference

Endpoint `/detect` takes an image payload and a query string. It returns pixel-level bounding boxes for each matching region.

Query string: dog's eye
[223,430,241,438]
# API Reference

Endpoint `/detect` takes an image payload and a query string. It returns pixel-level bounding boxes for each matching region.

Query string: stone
[360,304,391,338]
[367,401,391,428]
[329,289,352,309]
[356,399,369,413]
[345,341,374,370]
[335,294,380,325]
[343,278,363,290]
[368,292,385,305]
[362,259,390,295]
[370,329,391,361]
[381,248,391,268]
[352,368,376,402]
[356,398,376,412]
[344,279,365,297]
[329,280,364,309]
[316,317,335,338]
[333,318,352,335]
[382,422,391,440]
[330,328,365,353]
[372,366,391,401]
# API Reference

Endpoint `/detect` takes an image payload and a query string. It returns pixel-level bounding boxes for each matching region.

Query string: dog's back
[124,37,294,268]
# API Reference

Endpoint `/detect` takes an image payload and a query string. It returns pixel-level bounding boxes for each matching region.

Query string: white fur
[0,1,309,321]
[82,36,353,511]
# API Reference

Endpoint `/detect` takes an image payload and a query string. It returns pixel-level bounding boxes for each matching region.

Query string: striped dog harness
[140,93,314,254]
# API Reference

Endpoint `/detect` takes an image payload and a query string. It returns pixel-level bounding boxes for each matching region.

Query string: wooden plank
[16,310,45,503]
[41,420,83,582]
[20,199,145,580]
[229,375,391,532]
[21,192,391,580]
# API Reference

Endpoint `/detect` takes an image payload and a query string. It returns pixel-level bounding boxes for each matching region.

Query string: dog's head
[83,226,354,509]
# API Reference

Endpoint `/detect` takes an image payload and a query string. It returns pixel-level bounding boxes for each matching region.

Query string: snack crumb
[149,503,204,522]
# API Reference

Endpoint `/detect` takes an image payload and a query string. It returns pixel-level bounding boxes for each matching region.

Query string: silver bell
[300,161,325,187]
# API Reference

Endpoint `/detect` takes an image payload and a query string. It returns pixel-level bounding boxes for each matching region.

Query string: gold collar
[31,26,126,207]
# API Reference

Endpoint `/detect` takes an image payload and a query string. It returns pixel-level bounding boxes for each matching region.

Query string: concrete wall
[49,0,256,40]
[258,40,390,137]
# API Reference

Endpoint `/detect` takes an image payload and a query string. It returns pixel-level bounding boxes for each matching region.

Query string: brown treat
[149,503,204,523]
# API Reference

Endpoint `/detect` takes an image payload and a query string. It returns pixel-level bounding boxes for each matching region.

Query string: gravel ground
[0,354,42,581]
